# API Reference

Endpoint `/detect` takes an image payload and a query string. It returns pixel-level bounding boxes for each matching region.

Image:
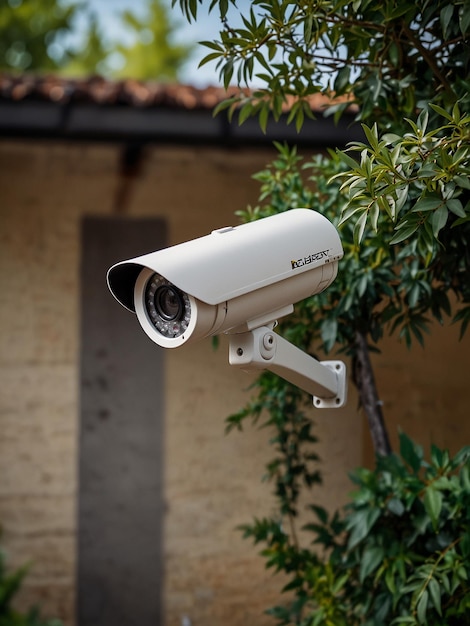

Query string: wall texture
[0,139,468,626]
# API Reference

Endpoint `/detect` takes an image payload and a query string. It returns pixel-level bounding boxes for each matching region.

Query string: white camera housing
[107,209,347,407]
[107,209,343,346]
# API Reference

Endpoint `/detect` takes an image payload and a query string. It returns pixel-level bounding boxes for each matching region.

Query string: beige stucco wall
[0,139,468,626]
[365,322,470,466]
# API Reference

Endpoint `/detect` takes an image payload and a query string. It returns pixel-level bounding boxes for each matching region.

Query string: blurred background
[0,0,222,85]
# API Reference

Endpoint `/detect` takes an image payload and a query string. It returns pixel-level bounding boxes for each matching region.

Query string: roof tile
[0,73,355,113]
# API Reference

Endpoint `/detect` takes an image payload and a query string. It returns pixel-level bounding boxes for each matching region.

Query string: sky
[77,0,227,86]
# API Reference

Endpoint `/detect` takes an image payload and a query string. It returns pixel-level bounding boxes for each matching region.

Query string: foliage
[175,0,469,130]
[0,0,80,72]
[335,107,470,282]
[112,0,192,81]
[226,146,470,623]
[0,0,191,80]
[0,542,62,626]
[241,434,470,626]
[173,0,470,249]
[227,139,470,622]
[336,109,470,340]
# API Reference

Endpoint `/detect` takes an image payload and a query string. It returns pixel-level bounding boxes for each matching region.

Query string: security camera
[107,209,341,345]
[107,209,347,407]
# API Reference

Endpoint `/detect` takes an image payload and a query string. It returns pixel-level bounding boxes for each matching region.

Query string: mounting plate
[313,361,347,408]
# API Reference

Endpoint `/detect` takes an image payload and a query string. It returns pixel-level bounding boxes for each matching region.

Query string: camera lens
[144,274,191,339]
[155,285,184,321]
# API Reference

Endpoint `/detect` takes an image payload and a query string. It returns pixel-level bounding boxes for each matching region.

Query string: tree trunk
[353,330,392,457]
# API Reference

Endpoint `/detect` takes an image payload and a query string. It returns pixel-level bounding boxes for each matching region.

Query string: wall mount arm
[228,325,347,408]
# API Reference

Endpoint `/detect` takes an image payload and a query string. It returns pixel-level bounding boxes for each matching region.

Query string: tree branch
[400,22,454,96]
[353,330,392,457]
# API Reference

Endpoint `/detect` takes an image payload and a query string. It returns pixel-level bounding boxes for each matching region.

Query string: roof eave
[0,99,363,147]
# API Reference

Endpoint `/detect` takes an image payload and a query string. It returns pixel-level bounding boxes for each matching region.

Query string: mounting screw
[263,333,275,349]
[260,332,276,360]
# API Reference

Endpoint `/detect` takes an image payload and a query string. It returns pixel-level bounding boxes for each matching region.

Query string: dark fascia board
[0,100,363,147]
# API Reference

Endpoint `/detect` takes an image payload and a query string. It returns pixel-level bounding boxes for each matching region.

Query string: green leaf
[387,497,405,516]
[362,123,380,152]
[454,445,470,468]
[238,101,253,125]
[390,222,419,244]
[446,198,466,217]
[395,185,409,216]
[428,577,442,616]
[417,589,429,624]
[360,545,384,582]
[200,40,224,52]
[440,4,454,38]
[259,104,269,134]
[332,572,349,593]
[460,4,470,34]
[353,210,368,245]
[412,196,443,212]
[399,432,423,472]
[295,106,305,133]
[385,567,396,594]
[222,59,234,89]
[423,487,443,530]
[212,96,238,118]
[303,14,313,44]
[347,506,381,549]
[309,504,329,524]
[188,0,198,21]
[454,175,470,190]
[432,205,448,238]
[334,65,351,92]
[388,41,400,67]
[370,200,380,231]
[335,149,360,171]
[199,51,224,67]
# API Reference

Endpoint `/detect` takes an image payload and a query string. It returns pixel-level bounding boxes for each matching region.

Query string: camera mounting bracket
[228,326,347,408]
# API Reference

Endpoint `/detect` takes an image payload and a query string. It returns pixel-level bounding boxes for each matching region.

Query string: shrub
[242,433,470,625]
